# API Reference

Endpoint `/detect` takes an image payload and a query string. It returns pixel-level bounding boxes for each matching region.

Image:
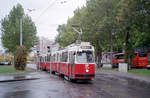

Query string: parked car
[147,65,150,70]
[0,62,5,65]
[0,62,11,66]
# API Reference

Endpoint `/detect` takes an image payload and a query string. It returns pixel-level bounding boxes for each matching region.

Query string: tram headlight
[86,69,89,72]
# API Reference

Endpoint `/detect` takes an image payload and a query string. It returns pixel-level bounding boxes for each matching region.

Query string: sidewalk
[0,72,40,82]
[96,69,150,83]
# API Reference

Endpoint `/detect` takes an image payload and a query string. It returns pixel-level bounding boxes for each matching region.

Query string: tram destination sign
[81,46,92,49]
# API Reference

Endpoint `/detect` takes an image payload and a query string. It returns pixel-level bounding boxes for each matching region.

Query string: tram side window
[139,53,147,57]
[133,53,137,58]
[54,54,57,62]
[62,52,68,62]
[54,54,56,62]
[49,55,51,62]
[59,54,61,62]
[57,54,59,62]
[47,55,50,62]
[45,56,47,62]
[43,57,44,62]
[40,57,42,62]
[47,55,49,62]
[55,54,57,62]
[44,57,45,62]
[41,57,43,62]
[69,52,75,64]
[69,52,72,63]
[58,54,61,62]
[50,56,53,63]
[53,54,56,62]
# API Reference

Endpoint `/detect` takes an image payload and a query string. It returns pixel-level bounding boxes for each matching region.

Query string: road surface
[0,70,150,98]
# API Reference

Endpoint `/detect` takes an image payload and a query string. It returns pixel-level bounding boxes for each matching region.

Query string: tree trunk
[95,40,102,68]
[124,28,133,70]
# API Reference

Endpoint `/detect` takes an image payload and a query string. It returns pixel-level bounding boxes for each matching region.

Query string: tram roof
[66,42,94,51]
[51,42,94,54]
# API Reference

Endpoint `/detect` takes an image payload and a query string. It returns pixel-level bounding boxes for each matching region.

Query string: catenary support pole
[20,18,23,46]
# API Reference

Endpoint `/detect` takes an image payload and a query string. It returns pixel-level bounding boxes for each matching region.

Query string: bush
[14,46,27,70]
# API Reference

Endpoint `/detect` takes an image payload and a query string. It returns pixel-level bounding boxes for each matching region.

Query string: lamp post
[37,51,40,70]
[19,9,35,46]
[20,17,23,46]
[47,46,51,73]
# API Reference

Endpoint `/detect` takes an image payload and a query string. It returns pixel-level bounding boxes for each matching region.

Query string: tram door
[69,52,75,78]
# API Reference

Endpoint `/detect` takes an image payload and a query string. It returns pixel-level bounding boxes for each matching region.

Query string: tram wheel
[70,79,77,83]
[60,74,64,78]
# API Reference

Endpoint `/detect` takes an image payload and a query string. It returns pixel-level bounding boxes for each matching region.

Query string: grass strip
[129,69,150,77]
[0,66,33,75]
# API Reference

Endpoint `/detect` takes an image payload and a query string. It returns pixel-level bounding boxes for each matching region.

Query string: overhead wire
[35,0,58,22]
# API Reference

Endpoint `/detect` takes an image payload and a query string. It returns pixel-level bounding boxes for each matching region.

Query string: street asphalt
[0,64,149,98]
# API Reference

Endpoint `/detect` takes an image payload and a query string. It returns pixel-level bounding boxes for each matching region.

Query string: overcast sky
[0,0,86,51]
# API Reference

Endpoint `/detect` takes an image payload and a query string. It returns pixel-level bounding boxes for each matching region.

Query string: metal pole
[20,18,23,46]
[110,32,113,68]
[80,28,82,35]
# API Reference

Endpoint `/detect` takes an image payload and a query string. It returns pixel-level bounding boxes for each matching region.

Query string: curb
[0,77,40,83]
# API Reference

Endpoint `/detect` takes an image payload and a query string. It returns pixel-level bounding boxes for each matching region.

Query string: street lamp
[37,50,40,70]
[20,17,23,46]
[20,9,35,46]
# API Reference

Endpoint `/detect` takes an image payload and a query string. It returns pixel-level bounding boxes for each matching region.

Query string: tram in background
[36,42,95,81]
[113,52,150,68]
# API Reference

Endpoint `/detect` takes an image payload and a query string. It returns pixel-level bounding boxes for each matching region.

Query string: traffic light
[47,46,50,53]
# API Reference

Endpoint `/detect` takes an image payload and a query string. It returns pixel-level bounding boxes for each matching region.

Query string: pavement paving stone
[0,71,150,98]
[0,72,40,82]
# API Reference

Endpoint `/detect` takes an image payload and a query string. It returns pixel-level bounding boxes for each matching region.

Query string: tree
[0,55,3,62]
[55,24,77,46]
[132,0,150,47]
[55,0,150,68]
[118,0,150,69]
[1,4,39,54]
[27,56,35,61]
[14,46,27,70]
[56,0,121,64]
[5,55,13,62]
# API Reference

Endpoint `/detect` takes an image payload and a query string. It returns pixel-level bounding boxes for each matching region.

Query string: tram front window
[76,51,94,63]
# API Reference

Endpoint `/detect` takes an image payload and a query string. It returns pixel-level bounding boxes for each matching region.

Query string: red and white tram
[36,42,95,81]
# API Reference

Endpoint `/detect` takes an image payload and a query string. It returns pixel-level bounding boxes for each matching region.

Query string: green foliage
[1,4,39,53]
[118,0,150,63]
[56,0,121,54]
[55,0,150,64]
[14,46,27,70]
[55,24,78,46]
